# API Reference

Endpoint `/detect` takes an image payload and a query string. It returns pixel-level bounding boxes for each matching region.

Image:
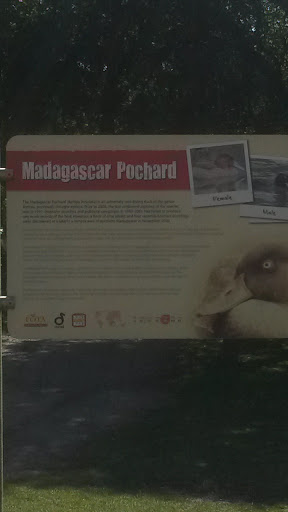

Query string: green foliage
[1,0,288,144]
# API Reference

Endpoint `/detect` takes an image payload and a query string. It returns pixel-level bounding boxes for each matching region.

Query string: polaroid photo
[240,155,288,221]
[186,140,253,208]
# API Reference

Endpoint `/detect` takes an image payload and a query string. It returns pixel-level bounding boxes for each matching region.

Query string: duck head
[274,173,288,188]
[197,244,288,317]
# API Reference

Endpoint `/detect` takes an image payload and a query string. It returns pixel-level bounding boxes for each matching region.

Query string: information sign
[6,135,288,339]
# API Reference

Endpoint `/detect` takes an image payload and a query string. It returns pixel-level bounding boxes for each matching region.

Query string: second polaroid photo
[186,140,253,207]
[240,155,288,221]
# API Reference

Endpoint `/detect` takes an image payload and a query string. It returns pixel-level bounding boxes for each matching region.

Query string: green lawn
[4,475,287,512]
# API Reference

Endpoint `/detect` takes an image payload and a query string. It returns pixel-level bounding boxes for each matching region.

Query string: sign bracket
[0,297,15,310]
[0,168,14,181]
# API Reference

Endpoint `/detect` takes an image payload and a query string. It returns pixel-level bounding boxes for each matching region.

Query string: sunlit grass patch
[3,473,288,512]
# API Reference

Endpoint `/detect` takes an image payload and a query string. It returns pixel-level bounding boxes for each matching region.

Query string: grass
[4,474,288,512]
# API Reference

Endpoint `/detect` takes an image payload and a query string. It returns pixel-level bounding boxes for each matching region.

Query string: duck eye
[262,259,275,271]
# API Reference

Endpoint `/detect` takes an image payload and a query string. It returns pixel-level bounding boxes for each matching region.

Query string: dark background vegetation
[1,0,288,152]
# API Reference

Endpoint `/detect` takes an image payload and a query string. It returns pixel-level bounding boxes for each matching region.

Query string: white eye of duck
[262,259,275,270]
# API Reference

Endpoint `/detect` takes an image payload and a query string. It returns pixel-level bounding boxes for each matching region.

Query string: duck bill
[197,273,252,316]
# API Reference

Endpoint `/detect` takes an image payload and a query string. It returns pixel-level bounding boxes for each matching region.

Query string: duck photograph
[250,156,288,208]
[194,242,288,338]
[187,141,250,195]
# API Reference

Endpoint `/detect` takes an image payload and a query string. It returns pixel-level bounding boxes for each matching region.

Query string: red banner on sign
[6,150,190,191]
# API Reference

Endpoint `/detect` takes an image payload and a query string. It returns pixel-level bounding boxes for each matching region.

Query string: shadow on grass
[4,338,288,505]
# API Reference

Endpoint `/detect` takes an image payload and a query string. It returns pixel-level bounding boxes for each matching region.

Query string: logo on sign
[54,313,65,328]
[24,314,48,327]
[72,313,86,327]
[155,314,182,324]
[160,314,171,325]
[95,310,126,327]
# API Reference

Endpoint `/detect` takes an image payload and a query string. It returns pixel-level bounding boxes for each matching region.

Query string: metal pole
[0,308,3,512]
[0,168,15,512]
[0,177,3,512]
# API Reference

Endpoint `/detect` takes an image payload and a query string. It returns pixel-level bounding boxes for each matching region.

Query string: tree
[1,0,288,148]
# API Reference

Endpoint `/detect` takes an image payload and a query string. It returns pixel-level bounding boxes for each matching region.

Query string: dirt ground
[3,336,178,477]
[3,336,288,504]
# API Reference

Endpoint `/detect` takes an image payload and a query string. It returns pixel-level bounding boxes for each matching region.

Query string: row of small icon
[54,313,86,327]
[24,312,183,329]
[24,313,86,328]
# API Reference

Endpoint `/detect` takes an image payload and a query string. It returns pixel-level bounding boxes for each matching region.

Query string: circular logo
[54,313,65,326]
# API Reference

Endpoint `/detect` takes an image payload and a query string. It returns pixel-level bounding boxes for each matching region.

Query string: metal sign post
[0,167,3,512]
[0,298,15,512]
[0,297,15,512]
[0,298,2,512]
[0,168,15,512]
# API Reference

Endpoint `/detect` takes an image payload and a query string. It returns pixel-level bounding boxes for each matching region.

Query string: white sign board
[6,135,288,339]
